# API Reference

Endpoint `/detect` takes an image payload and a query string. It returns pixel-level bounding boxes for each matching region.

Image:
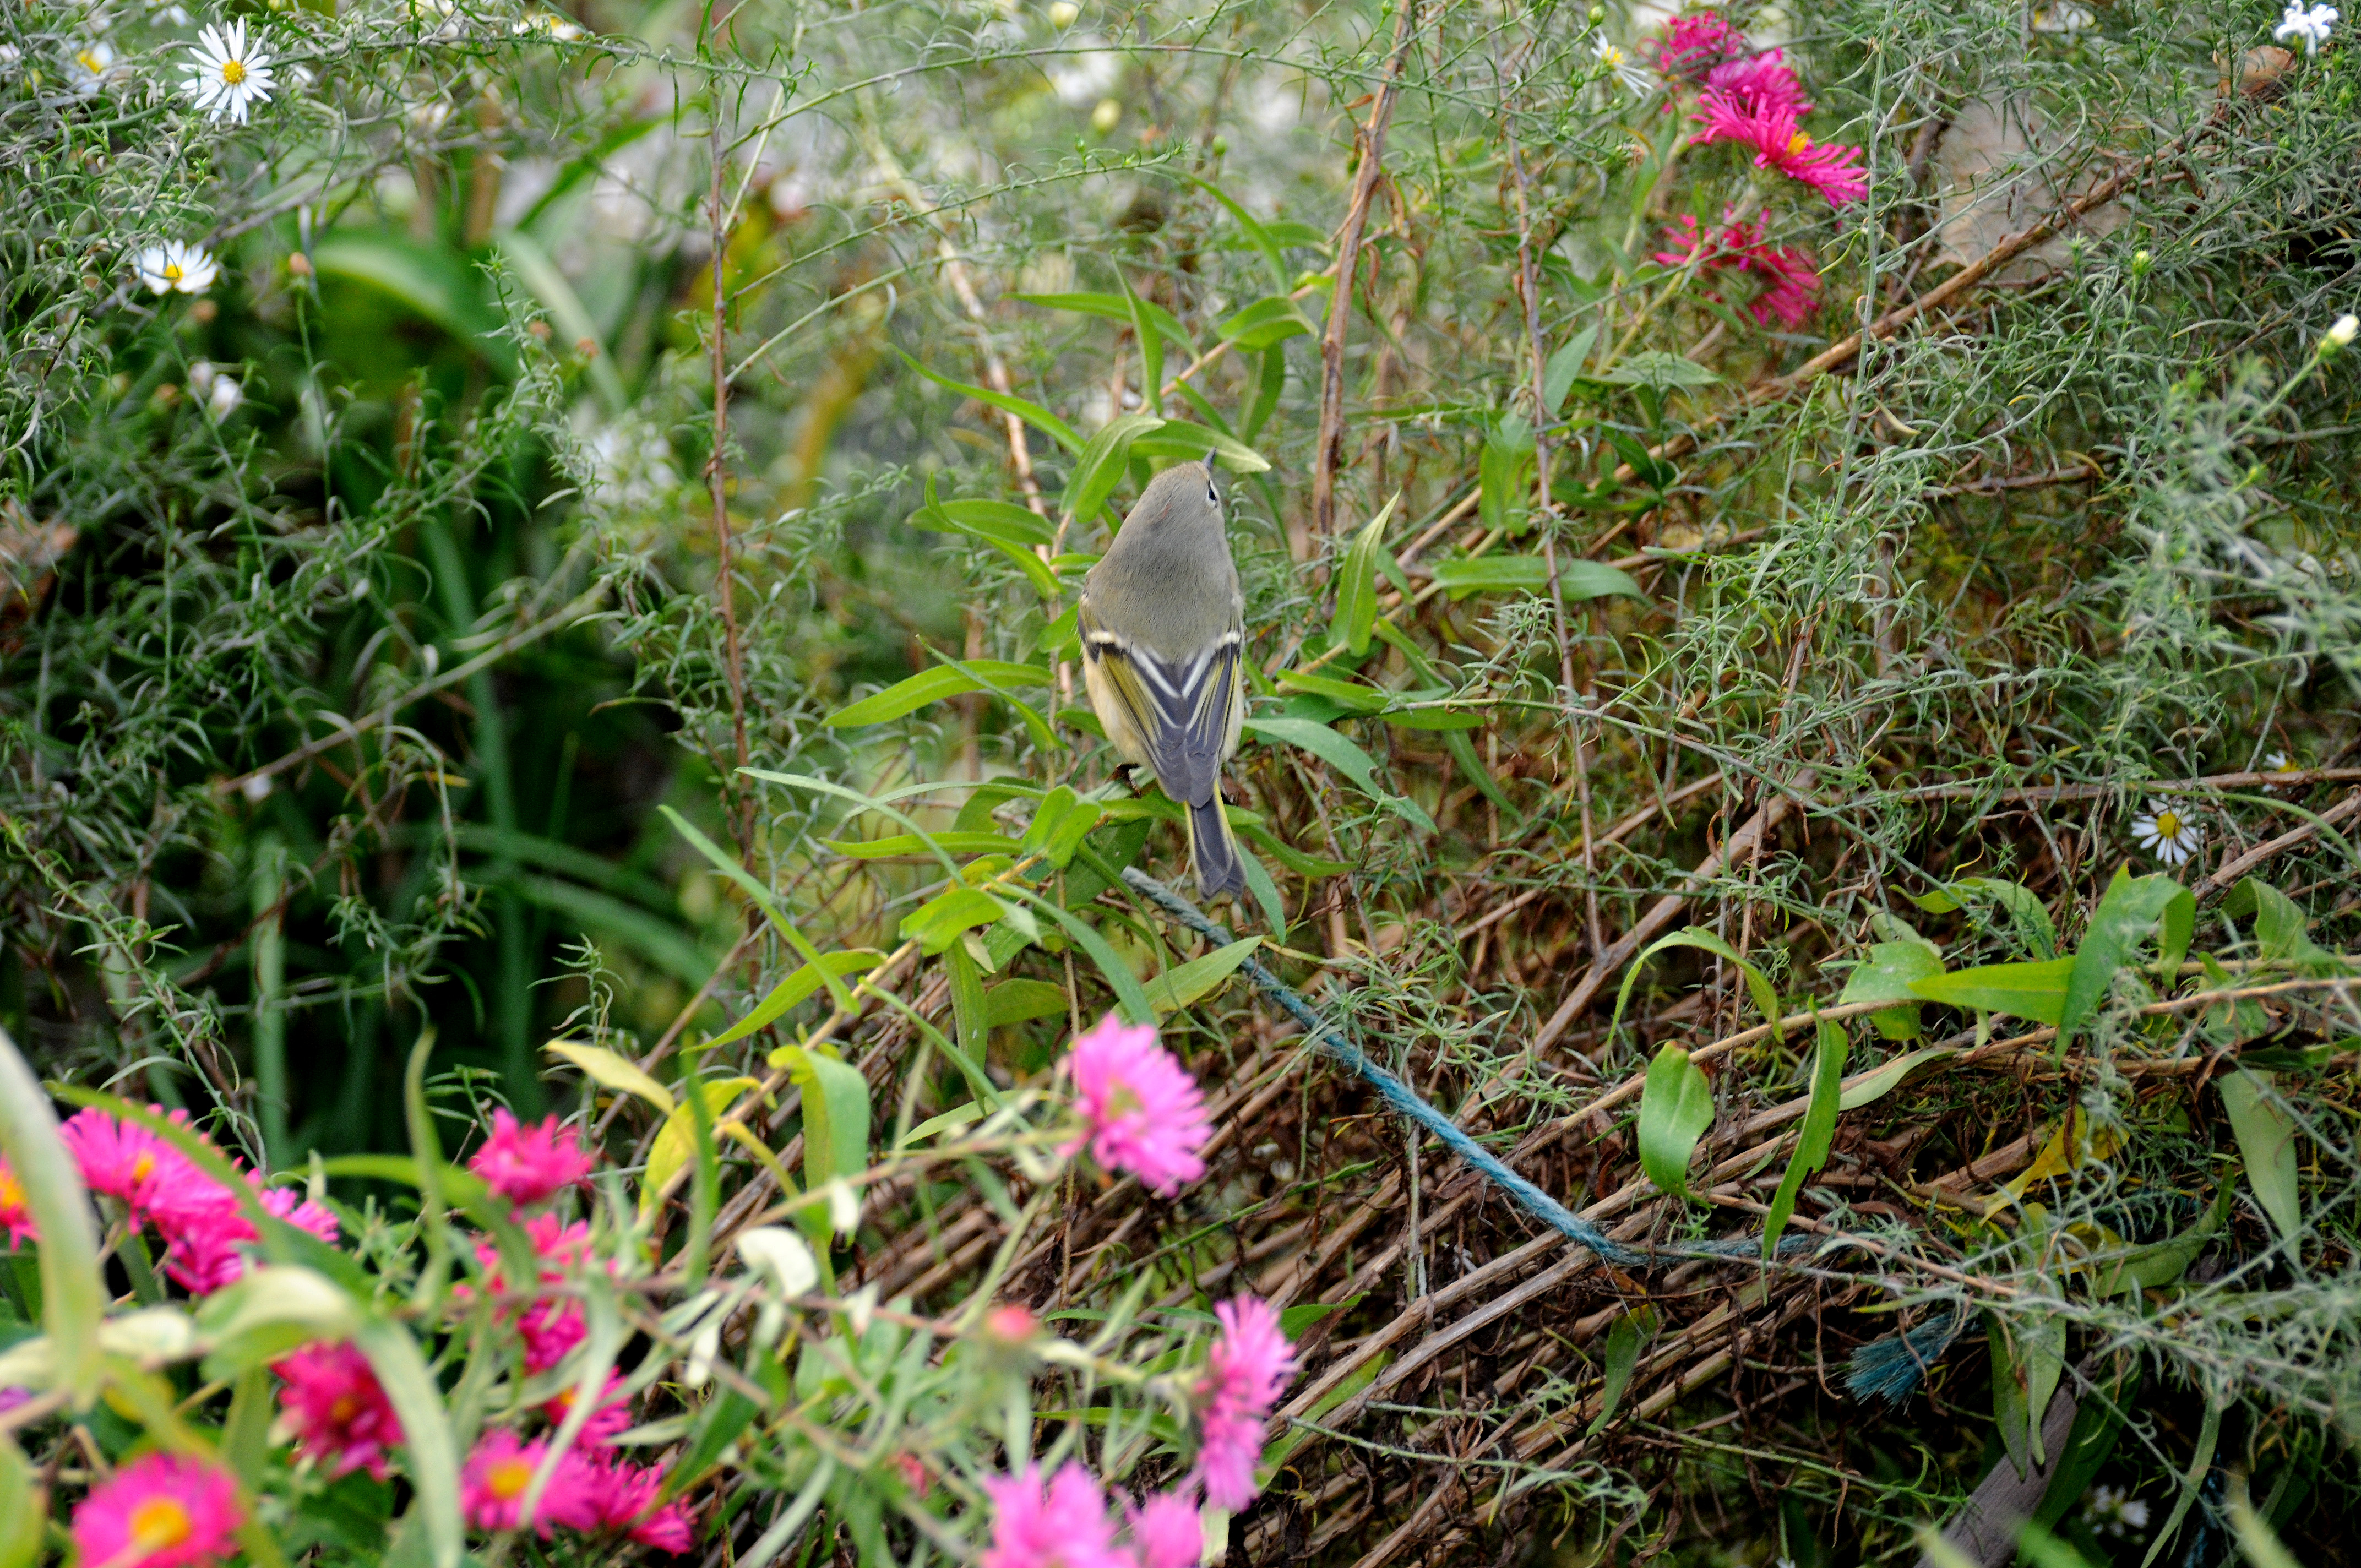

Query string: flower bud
[2131,249,2152,276]
[1048,0,1079,23]
[2329,313,2359,350]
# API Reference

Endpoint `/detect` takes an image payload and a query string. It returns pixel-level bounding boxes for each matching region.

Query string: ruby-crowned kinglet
[1078,460,1247,899]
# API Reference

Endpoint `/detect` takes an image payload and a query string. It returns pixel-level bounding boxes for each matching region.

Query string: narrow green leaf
[355,1315,464,1568]
[1836,1045,1956,1110]
[1242,716,1433,832]
[1217,295,1314,350]
[1121,273,1163,415]
[1007,890,1158,1026]
[2220,1070,2303,1249]
[1330,492,1400,656]
[700,951,888,1050]
[2062,864,2196,1045]
[984,979,1071,1027]
[1141,937,1262,1016]
[1637,1044,1715,1199]
[1010,289,1198,356]
[1607,927,1783,1054]
[1127,422,1273,471]
[1762,1019,1848,1257]
[823,662,1053,728]
[824,832,1021,859]
[1236,839,1291,938]
[1428,556,1646,601]
[1990,1309,2064,1476]
[2142,1398,2221,1568]
[0,1434,43,1568]
[775,1048,871,1186]
[1542,325,1600,415]
[1908,956,2075,1023]
[0,1026,102,1402]
[313,232,515,375]
[1585,1307,1656,1436]
[1275,669,1392,713]
[1185,175,1294,288]
[897,349,1082,454]
[545,1040,676,1116]
[900,887,1011,955]
[1837,939,1945,1040]
[1064,412,1166,529]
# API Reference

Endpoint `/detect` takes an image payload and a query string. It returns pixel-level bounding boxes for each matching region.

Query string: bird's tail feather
[1184,793,1247,901]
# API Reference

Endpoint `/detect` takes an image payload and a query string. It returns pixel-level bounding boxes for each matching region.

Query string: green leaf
[1914,876,2059,959]
[1217,295,1315,350]
[1478,424,1533,535]
[1242,344,1286,443]
[824,832,1021,859]
[774,1047,872,1188]
[1275,669,1392,714]
[0,1027,102,1401]
[2061,864,2196,1046]
[1990,1309,2065,1476]
[503,874,718,988]
[0,1433,43,1568]
[1019,786,1105,869]
[1837,939,1945,1040]
[2219,1070,2302,1249]
[312,232,516,376]
[700,951,888,1049]
[900,887,1012,955]
[2237,876,2345,972]
[1233,819,1354,879]
[1428,556,1645,601]
[1542,325,1600,415]
[1329,492,1400,656]
[641,1079,759,1219]
[1008,891,1159,1025]
[1602,351,1718,390]
[1186,176,1294,288]
[355,1314,463,1568]
[1236,840,1291,938]
[1763,1019,1847,1257]
[824,662,1053,728]
[1638,1044,1716,1199]
[1241,716,1434,832]
[1125,422,1273,472]
[1438,725,1519,819]
[1064,413,1167,529]
[2030,1362,2141,1530]
[1141,937,1262,1016]
[1277,1294,1362,1339]
[2142,1398,2221,1568]
[1122,273,1163,414]
[544,1039,676,1117]
[917,493,1058,549]
[494,228,626,414]
[984,979,1071,1027]
[1908,956,2075,1023]
[1010,290,1198,357]
[1585,1307,1657,1436]
[897,349,1082,454]
[1608,925,1783,1054]
[1836,1044,1956,1110]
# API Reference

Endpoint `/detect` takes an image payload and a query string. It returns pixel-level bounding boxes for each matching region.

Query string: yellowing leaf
[545,1039,675,1117]
[640,1078,760,1220]
[1984,1109,2121,1217]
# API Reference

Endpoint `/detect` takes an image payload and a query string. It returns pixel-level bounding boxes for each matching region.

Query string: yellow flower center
[487,1457,534,1500]
[330,1395,361,1423]
[0,1169,24,1210]
[132,1150,156,1182]
[220,59,246,85]
[77,49,104,73]
[129,1498,194,1551]
[2154,810,2182,839]
[1601,45,1625,64]
[1787,131,1813,157]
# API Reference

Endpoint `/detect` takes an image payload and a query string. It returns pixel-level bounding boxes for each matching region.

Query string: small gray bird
[1077,460,1247,900]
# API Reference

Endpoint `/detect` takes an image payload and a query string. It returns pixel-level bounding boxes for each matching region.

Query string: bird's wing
[1079,604,1241,808]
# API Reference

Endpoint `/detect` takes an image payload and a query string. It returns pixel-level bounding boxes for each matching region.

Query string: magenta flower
[1693,87,1868,205]
[1127,1490,1202,1568]
[541,1371,634,1446]
[469,1213,596,1373]
[460,1429,599,1536]
[58,1107,218,1226]
[1700,48,1812,118]
[1653,214,1821,329]
[1191,1295,1297,1511]
[276,1341,403,1479]
[70,1452,244,1568]
[159,1180,341,1295]
[0,1156,35,1247]
[1652,10,1749,79]
[1064,1014,1212,1199]
[981,1463,1130,1568]
[587,1458,695,1553]
[468,1109,595,1207]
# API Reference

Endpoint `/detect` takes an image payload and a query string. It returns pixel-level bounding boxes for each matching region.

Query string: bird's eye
[1206,483,1219,505]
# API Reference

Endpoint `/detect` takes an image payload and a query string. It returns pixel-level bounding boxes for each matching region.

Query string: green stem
[251,833,291,1170]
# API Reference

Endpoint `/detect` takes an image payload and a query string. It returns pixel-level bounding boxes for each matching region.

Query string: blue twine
[1844,1308,1970,1402]
[1121,869,1818,1271]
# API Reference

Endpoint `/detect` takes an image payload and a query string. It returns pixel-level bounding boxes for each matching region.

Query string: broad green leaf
[1020,786,1105,869]
[1064,412,1166,528]
[900,887,1011,954]
[0,1433,42,1568]
[1836,1045,1955,1110]
[1837,939,1945,1040]
[1330,492,1400,656]
[1010,290,1198,356]
[1908,956,2074,1023]
[1763,1019,1847,1257]
[1991,1309,2064,1475]
[355,1314,464,1568]
[824,662,1053,728]
[545,1040,676,1115]
[701,951,888,1050]
[1127,422,1272,472]
[1585,1306,1657,1435]
[773,1048,871,1188]
[1542,325,1601,415]
[0,1027,102,1401]
[1428,556,1646,601]
[313,232,515,375]
[1638,1044,1715,1199]
[1236,840,1290,938]
[2062,864,2195,1046]
[1602,350,1719,389]
[2219,1070,2302,1249]
[1914,876,2059,959]
[1275,669,1392,713]
[1217,295,1315,350]
[1276,1295,1363,1340]
[1241,716,1434,832]
[897,349,1082,454]
[931,497,1058,547]
[944,939,989,1089]
[2234,876,2344,972]
[824,832,1020,859]
[984,979,1070,1027]
[1122,272,1163,414]
[2096,1183,2233,1296]
[1478,424,1533,535]
[1141,937,1262,1016]
[643,1079,760,1219]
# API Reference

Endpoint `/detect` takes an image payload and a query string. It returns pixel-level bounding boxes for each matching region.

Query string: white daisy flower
[1592,36,1655,95]
[189,362,246,418]
[2130,798,2203,866]
[513,10,584,39]
[69,40,119,95]
[181,19,277,123]
[135,240,220,296]
[2274,1,2338,52]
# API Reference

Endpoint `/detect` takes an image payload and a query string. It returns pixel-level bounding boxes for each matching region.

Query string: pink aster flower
[0,1156,36,1248]
[468,1110,595,1208]
[1653,214,1821,329]
[1191,1295,1297,1511]
[57,1107,220,1227]
[586,1459,694,1552]
[158,1180,341,1296]
[541,1370,633,1446]
[1652,10,1749,79]
[276,1341,404,1479]
[1063,1014,1211,1199]
[469,1213,596,1373]
[1693,88,1869,205]
[981,1463,1129,1568]
[70,1451,244,1568]
[1701,48,1811,117]
[1127,1490,1201,1568]
[460,1429,599,1537]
